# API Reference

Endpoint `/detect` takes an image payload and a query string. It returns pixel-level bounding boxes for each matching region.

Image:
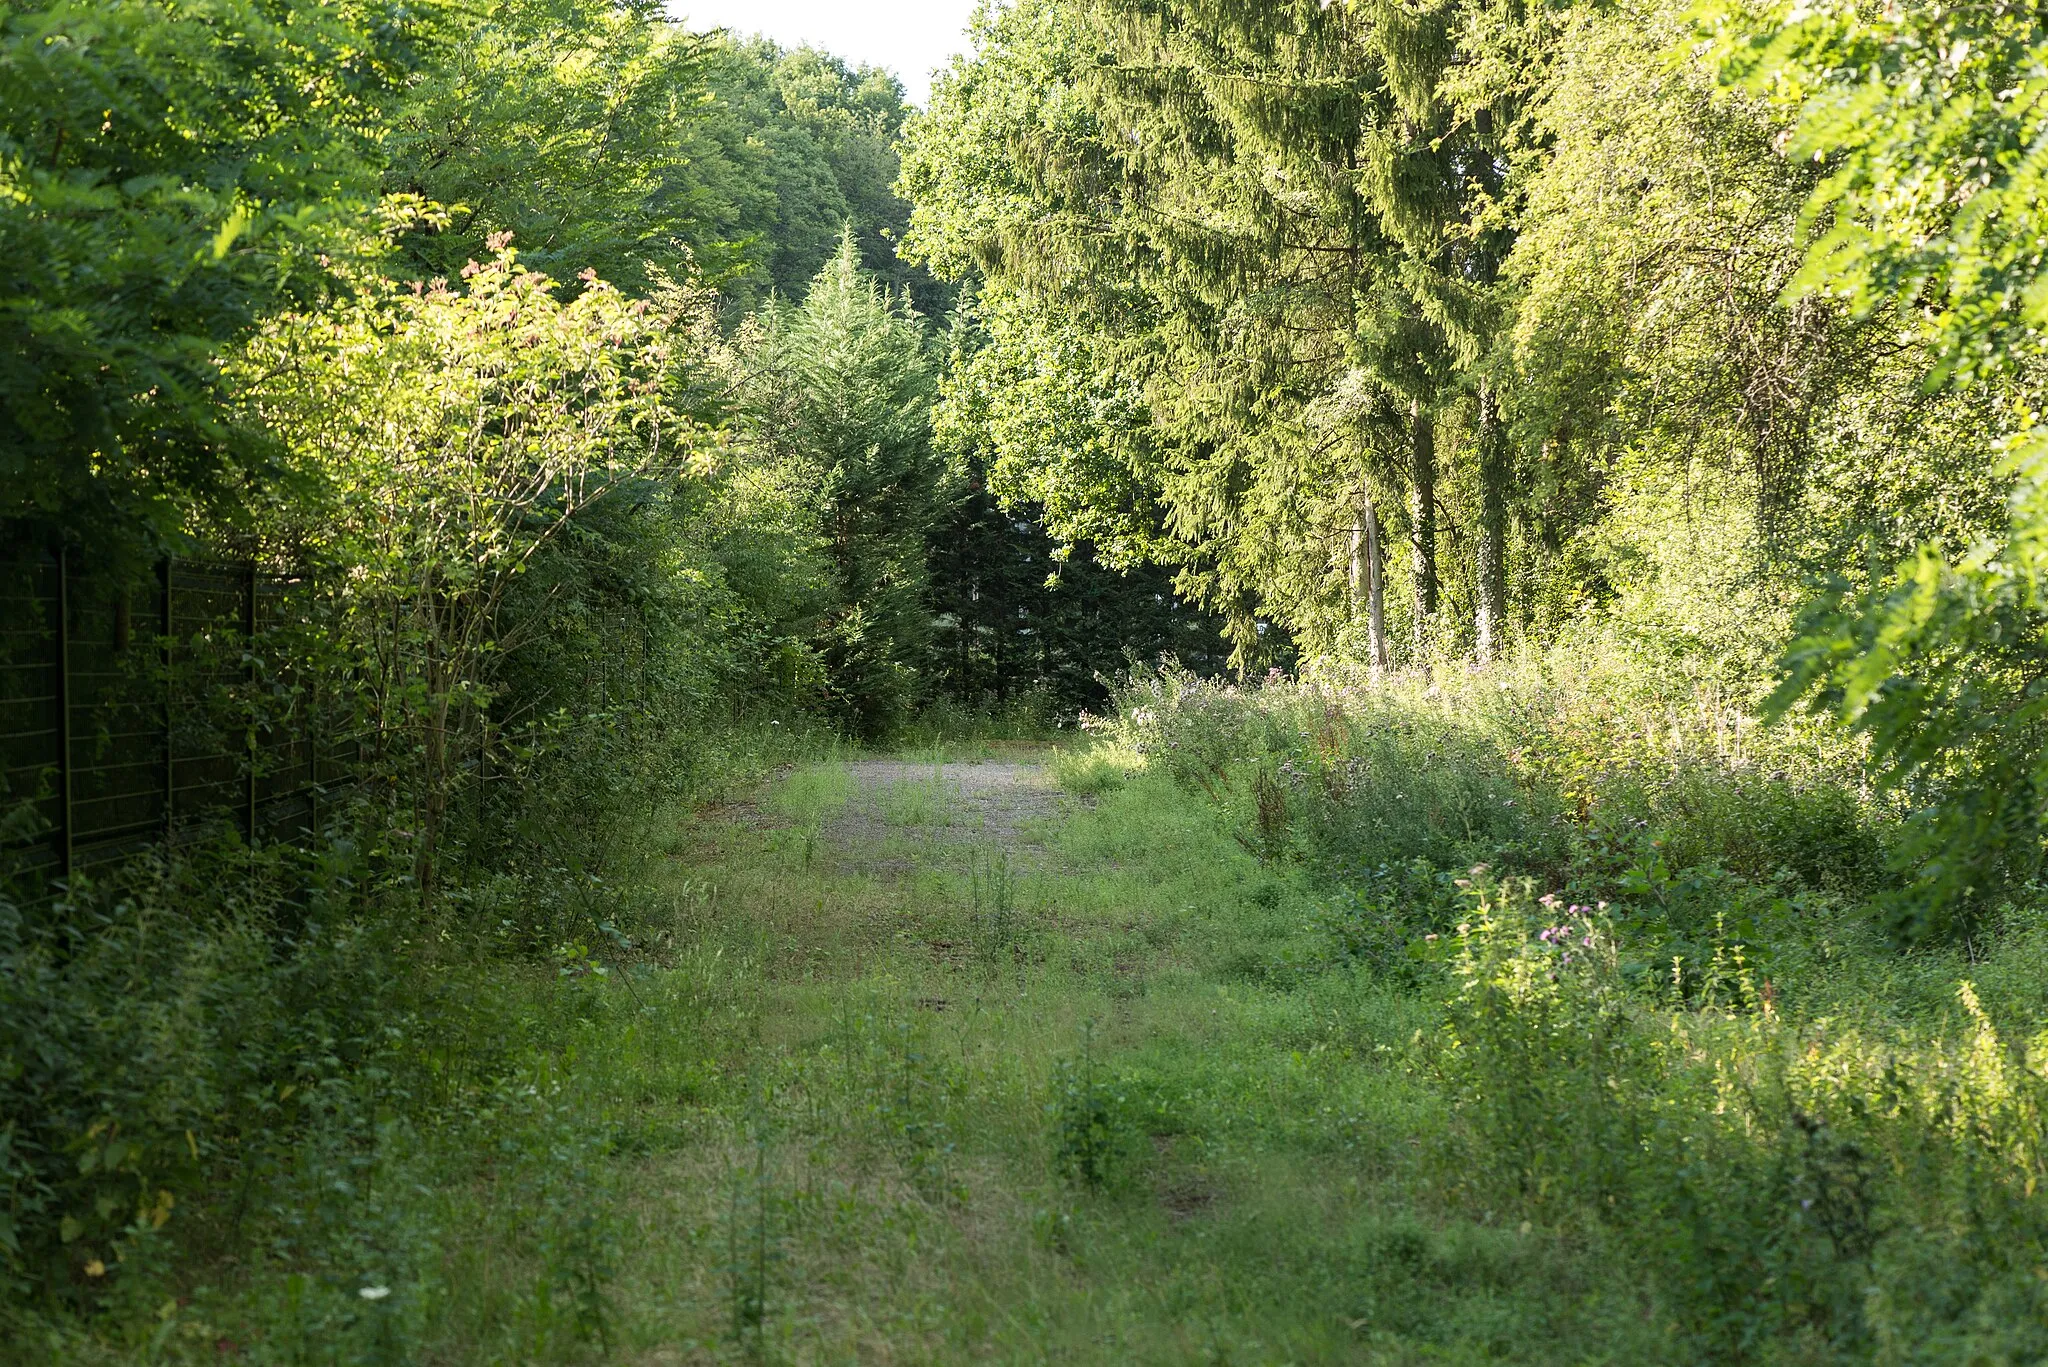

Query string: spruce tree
[746,233,943,737]
[903,0,1540,665]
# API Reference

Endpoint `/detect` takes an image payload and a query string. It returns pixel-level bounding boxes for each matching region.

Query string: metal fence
[0,549,358,887]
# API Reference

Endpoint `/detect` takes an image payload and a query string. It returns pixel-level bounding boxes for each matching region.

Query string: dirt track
[819,760,1061,870]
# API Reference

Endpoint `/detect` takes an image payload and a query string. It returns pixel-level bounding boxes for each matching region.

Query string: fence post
[161,557,173,842]
[245,562,258,845]
[53,546,72,881]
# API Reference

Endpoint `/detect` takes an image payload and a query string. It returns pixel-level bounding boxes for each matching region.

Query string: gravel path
[820,760,1061,870]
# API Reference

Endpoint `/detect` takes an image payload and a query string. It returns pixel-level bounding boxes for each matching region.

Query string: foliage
[680,36,946,315]
[1441,872,2048,1359]
[901,0,2048,947]
[0,704,818,1334]
[1086,650,2048,1359]
[384,4,944,315]
[1699,0,2048,942]
[28,0,2048,1356]
[1705,0,2048,385]
[238,243,713,894]
[1103,635,1882,963]
[1048,1025,1131,1189]
[741,236,945,737]
[1773,535,2048,945]
[928,473,1230,712]
[0,0,445,555]
[384,0,716,295]
[901,0,1525,665]
[0,842,409,1306]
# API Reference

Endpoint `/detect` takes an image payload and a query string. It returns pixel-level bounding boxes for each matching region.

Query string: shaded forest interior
[10,1,2048,1362]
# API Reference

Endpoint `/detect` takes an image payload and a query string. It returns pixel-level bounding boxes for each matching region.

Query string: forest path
[604,748,1626,1363]
[821,757,1062,864]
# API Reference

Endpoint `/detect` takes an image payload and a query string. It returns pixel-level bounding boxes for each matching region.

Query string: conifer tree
[904,0,1541,665]
[745,233,944,736]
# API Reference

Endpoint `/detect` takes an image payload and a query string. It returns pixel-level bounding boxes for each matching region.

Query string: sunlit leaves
[1721,1,2048,937]
[234,242,715,880]
[1705,0,2048,386]
[384,0,714,295]
[0,0,450,552]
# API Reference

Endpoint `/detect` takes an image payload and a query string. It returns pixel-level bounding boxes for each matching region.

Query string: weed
[515,1101,620,1359]
[723,1108,777,1360]
[881,772,948,827]
[28,671,2027,1365]
[1051,1022,1128,1190]
[1048,744,1137,796]
[885,1019,956,1184]
[968,844,1020,967]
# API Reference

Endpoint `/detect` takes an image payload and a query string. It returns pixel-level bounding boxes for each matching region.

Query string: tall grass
[1092,630,2048,1359]
[23,637,2046,1363]
[0,715,834,1361]
[1442,875,2048,1359]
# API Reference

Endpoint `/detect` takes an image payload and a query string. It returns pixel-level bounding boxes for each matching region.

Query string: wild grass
[1095,642,2048,1360]
[25,639,2043,1362]
[12,723,1674,1363]
[762,755,853,825]
[501,757,1664,1365]
[889,692,1070,751]
[878,771,950,828]
[1046,741,1141,797]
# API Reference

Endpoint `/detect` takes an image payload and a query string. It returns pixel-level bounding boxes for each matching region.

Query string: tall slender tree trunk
[1475,381,1509,664]
[417,605,447,906]
[1409,398,1437,653]
[1349,482,1390,672]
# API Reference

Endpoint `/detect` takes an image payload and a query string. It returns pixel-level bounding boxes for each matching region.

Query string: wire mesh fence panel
[63,566,169,875]
[0,551,361,893]
[0,555,62,886]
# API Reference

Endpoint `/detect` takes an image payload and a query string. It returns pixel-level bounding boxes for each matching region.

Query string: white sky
[667,0,982,107]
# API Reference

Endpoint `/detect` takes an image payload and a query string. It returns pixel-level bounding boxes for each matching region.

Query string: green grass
[487,761,1662,1364]
[762,759,853,828]
[1046,741,1141,797]
[878,773,948,828]
[61,712,2048,1364]
[23,746,1676,1364]
[24,675,2048,1362]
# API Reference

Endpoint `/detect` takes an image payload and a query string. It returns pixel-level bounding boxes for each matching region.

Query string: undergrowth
[18,635,2048,1364]
[0,718,823,1363]
[1099,634,2048,1361]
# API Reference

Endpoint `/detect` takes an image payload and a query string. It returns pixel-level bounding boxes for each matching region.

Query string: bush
[1106,636,1895,947]
[1438,874,2048,1360]
[0,840,406,1306]
[1088,641,2048,1356]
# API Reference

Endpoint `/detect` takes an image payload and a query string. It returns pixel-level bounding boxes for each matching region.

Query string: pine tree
[746,232,943,736]
[903,0,1541,666]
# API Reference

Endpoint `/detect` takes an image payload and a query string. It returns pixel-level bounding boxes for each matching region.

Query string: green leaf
[211,203,251,260]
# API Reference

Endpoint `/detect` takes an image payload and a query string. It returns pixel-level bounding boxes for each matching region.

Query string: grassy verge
[26,652,2048,1362]
[17,736,1674,1364]
[1101,657,2048,1361]
[564,754,1668,1363]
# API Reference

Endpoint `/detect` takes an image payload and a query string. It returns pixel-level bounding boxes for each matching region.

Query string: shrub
[0,841,406,1306]
[1439,874,2048,1360]
[1106,636,1895,946]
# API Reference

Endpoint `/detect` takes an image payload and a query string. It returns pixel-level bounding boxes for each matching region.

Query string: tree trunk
[1409,398,1437,652]
[1475,381,1509,664]
[1349,483,1390,673]
[418,621,447,905]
